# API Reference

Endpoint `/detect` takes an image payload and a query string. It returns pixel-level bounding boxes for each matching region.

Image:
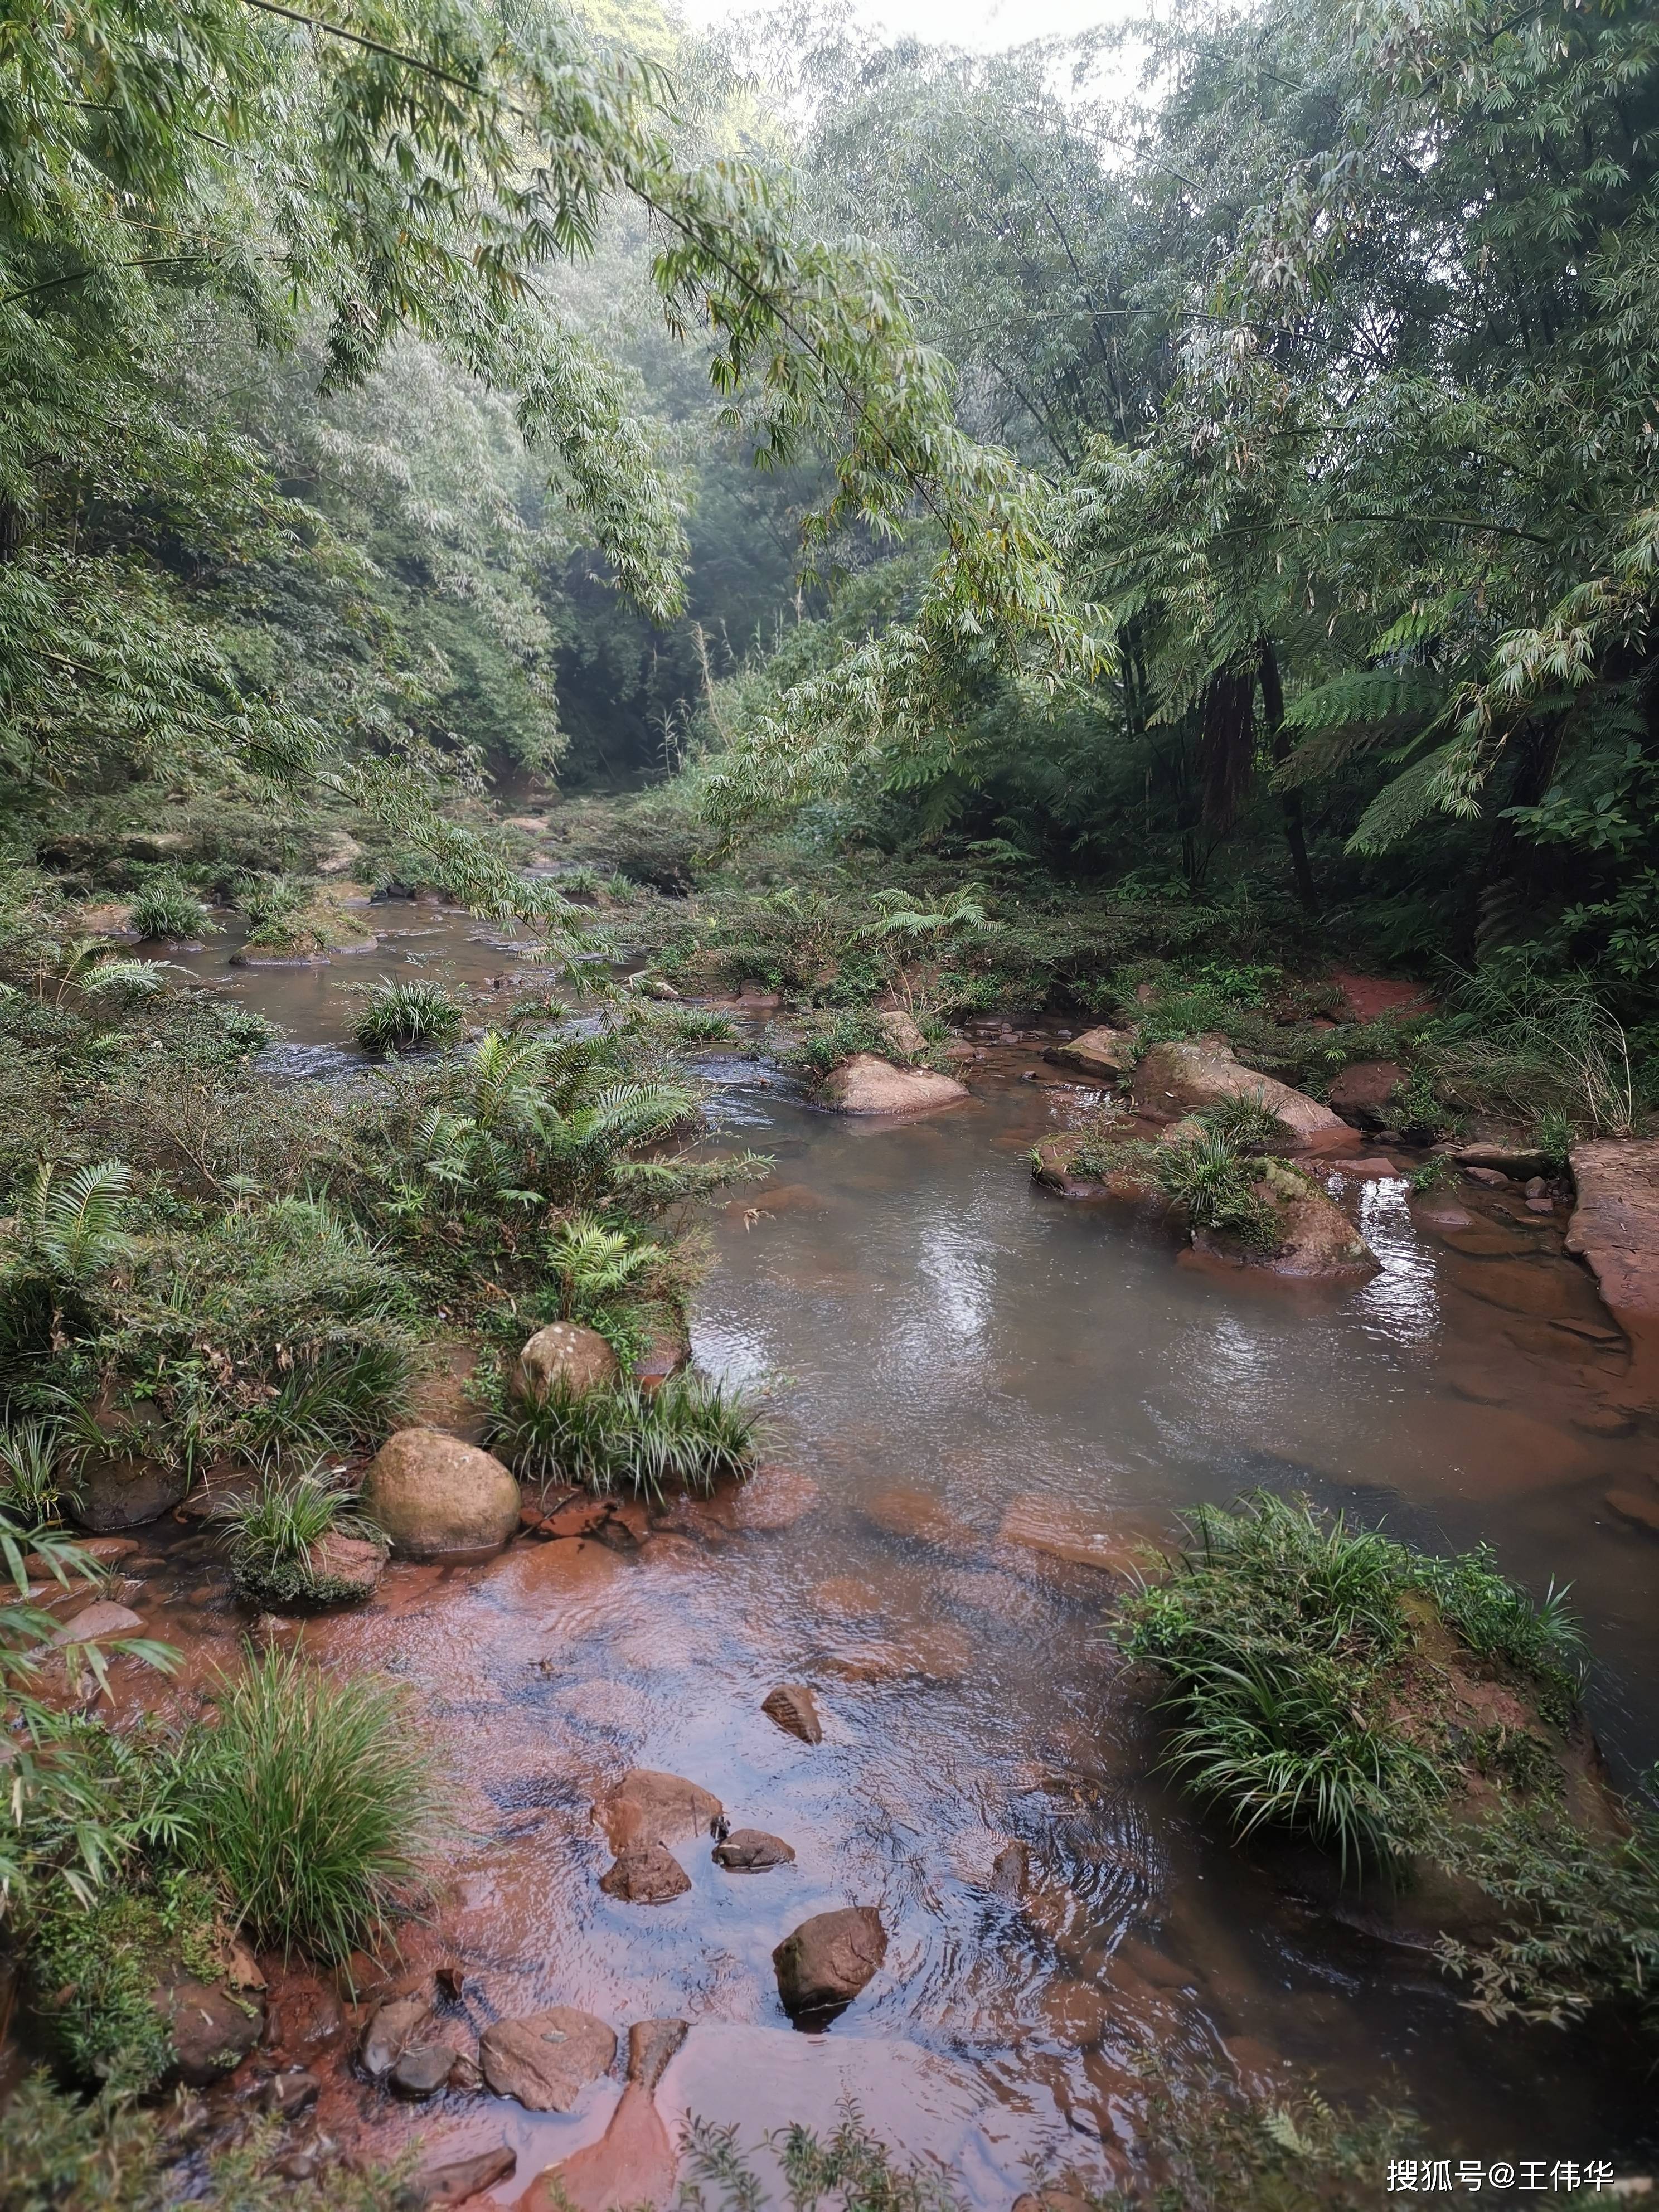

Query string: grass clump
[211,1464,386,1609]
[1121,1493,1659,2032]
[177,1645,432,1963]
[353,976,465,1053]
[784,1007,911,1079]
[0,1419,76,1523]
[127,878,214,944]
[1153,1131,1282,1251]
[493,1371,762,1498]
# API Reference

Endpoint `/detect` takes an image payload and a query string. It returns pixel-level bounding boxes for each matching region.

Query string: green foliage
[1412,1550,1585,1727]
[0,1512,180,1919]
[1153,1133,1282,1251]
[0,1419,74,1523]
[0,2073,413,2211]
[211,1464,386,1610]
[353,978,466,1055]
[1438,1804,1659,2030]
[785,1008,914,1079]
[127,880,212,945]
[493,1372,761,1498]
[177,1646,432,1966]
[27,1869,222,2094]
[1196,1092,1288,1152]
[1425,961,1635,1136]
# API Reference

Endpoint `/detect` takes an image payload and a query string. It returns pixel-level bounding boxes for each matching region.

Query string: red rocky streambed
[12,1010,1659,2205]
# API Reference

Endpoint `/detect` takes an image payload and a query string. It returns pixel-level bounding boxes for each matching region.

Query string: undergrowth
[492,1371,762,1497]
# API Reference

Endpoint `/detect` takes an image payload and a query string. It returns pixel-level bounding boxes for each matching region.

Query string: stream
[120,909,1659,2195]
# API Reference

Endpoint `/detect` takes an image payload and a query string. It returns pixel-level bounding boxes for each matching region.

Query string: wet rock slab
[478,2005,616,2110]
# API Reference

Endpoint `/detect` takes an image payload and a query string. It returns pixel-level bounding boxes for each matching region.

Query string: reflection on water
[128,966,1659,2194]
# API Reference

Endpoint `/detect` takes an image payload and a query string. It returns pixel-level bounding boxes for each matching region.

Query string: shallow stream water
[88,920,1659,2196]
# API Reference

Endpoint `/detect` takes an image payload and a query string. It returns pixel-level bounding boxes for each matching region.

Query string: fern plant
[17,1160,133,1283]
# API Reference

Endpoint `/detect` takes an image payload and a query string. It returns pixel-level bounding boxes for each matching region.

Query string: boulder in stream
[154,1971,265,2085]
[1326,1059,1405,1127]
[71,1455,187,1532]
[479,2005,617,2111]
[773,1905,888,2022]
[515,1319,620,1400]
[1566,1139,1659,1398]
[822,1054,968,1116]
[600,1842,692,1904]
[714,1828,795,1873]
[361,1428,519,1561]
[762,1682,823,1743]
[1042,1025,1136,1080]
[598,1768,724,1852]
[1131,1039,1357,1154]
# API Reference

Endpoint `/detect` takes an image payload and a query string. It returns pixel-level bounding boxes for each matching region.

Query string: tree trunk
[1258,638,1319,915]
[0,496,20,564]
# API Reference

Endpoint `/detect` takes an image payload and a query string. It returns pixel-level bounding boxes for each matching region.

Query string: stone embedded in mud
[773,1906,888,2022]
[403,2144,517,2208]
[822,1053,969,1117]
[360,1989,435,2079]
[762,1682,823,1744]
[49,1599,144,1645]
[258,2068,319,2118]
[478,2006,617,2111]
[734,1464,819,1530]
[714,1828,795,1873]
[71,1455,188,1532]
[1131,1039,1357,1154]
[600,1842,693,1903]
[1326,1058,1405,1127]
[627,2017,688,2090]
[361,1427,520,1561]
[1462,1164,1510,1187]
[1042,1025,1136,1080]
[515,1319,621,1400]
[154,1971,264,2086]
[405,1336,491,1443]
[598,1768,724,1853]
[1031,1131,1158,1202]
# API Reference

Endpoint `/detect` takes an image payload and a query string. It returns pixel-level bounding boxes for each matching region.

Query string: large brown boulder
[773,1906,888,2021]
[1327,1059,1405,1128]
[822,1054,968,1117]
[1044,1025,1136,1080]
[155,1972,264,2087]
[479,2006,616,2111]
[1131,1040,1357,1154]
[515,1321,620,1400]
[361,1428,519,1560]
[1196,1160,1378,1279]
[71,1456,187,1532]
[1567,1138,1659,1400]
[598,1769,724,1853]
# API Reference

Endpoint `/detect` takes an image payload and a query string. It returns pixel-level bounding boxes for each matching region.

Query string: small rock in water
[600,1844,692,1904]
[259,2068,320,2118]
[734,1465,820,1531]
[50,1599,143,1646]
[598,1769,724,1852]
[761,1683,823,1743]
[773,1905,888,2022]
[479,2007,617,2111]
[435,1960,465,2001]
[713,1828,795,1873]
[391,2042,459,2099]
[989,1840,1030,1899]
[360,1990,434,2079]
[626,2017,688,2091]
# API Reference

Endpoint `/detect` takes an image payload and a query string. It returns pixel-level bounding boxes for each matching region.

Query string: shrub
[128,879,212,944]
[784,1007,902,1079]
[1197,1089,1287,1151]
[211,1464,386,1608]
[178,1645,433,1963]
[493,1372,762,1497]
[1153,1131,1282,1250]
[353,977,465,1053]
